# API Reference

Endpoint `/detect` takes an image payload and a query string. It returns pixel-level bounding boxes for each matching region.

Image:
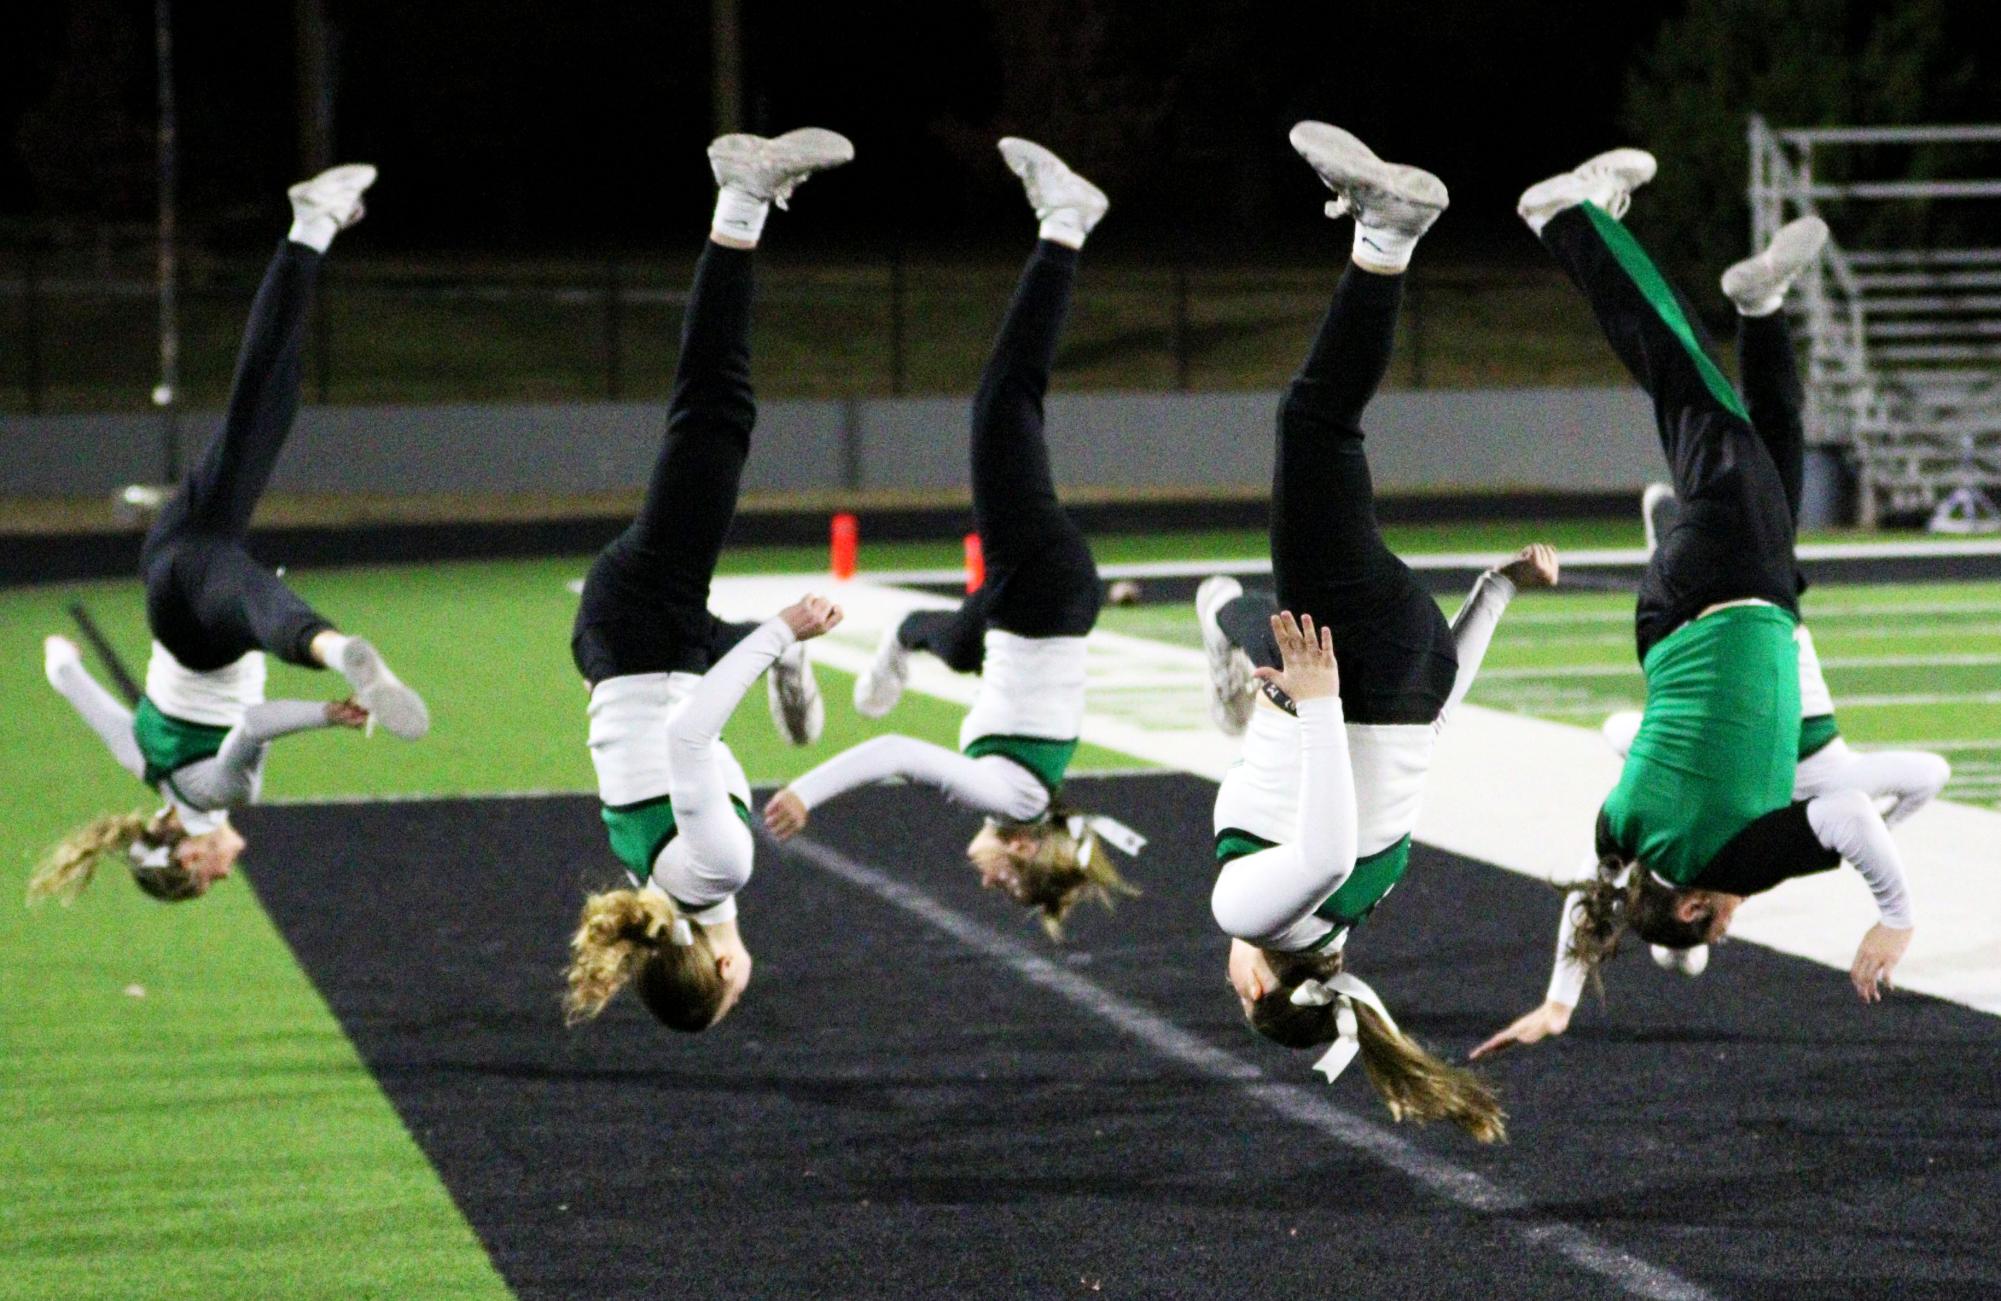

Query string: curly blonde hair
[564,889,727,1032]
[1000,808,1140,940]
[1564,855,1710,998]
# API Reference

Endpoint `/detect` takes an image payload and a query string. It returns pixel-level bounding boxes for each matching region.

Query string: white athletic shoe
[998,137,1109,239]
[1288,121,1448,248]
[1517,148,1657,232]
[287,164,377,233]
[1641,482,1682,556]
[852,623,911,719]
[1651,943,1709,977]
[1195,575,1255,736]
[707,128,854,209]
[1721,216,1830,315]
[766,641,824,747]
[337,637,430,741]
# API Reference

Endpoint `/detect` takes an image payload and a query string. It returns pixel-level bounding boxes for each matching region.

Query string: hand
[1499,543,1559,590]
[1850,922,1912,1003]
[1468,1000,1573,1060]
[325,698,369,730]
[43,635,82,679]
[1252,611,1339,702]
[763,788,809,841]
[779,595,843,641]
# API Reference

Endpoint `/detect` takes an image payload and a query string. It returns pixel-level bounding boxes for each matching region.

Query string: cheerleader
[1198,123,1561,1142]
[563,129,850,1033]
[1476,154,1921,1042]
[762,139,1140,937]
[33,166,427,906]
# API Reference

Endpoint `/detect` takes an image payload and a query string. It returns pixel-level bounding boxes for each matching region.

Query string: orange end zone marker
[831,512,859,579]
[964,532,985,593]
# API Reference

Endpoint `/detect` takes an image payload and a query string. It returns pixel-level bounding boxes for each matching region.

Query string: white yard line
[1480,652,2001,680]
[785,833,1715,1301]
[708,572,2001,1018]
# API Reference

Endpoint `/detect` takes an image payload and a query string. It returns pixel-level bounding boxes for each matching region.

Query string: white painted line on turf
[781,832,1716,1301]
[1478,652,2001,679]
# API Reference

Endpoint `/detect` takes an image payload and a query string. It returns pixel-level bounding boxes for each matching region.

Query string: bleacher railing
[1749,116,2001,530]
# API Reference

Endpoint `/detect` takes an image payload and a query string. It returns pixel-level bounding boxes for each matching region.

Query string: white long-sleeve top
[48,644,333,830]
[1209,569,1517,951]
[788,734,1050,824]
[587,619,794,925]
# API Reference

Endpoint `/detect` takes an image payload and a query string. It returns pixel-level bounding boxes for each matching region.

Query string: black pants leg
[573,243,757,684]
[896,588,997,674]
[911,242,1101,671]
[1739,309,1810,596]
[1267,266,1456,724]
[140,241,335,670]
[1540,205,1799,661]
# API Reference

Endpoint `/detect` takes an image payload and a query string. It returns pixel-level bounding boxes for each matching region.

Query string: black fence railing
[0,249,1629,415]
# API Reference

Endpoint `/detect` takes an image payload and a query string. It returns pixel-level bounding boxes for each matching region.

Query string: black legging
[896,242,1102,672]
[140,240,335,671]
[1540,205,1800,661]
[572,243,763,685]
[1218,266,1458,725]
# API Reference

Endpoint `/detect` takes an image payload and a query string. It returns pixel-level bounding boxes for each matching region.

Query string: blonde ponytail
[1351,1003,1507,1144]
[28,811,152,906]
[1019,813,1141,940]
[564,889,727,1031]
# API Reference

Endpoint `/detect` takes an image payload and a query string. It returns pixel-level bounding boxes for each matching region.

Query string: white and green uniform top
[788,628,1087,826]
[1209,570,1518,954]
[47,640,334,840]
[587,620,794,927]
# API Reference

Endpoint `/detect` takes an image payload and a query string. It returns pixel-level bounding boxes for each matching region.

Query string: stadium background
[4,2,1999,1298]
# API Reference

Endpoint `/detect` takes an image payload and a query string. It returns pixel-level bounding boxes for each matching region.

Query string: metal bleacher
[1748,117,2001,530]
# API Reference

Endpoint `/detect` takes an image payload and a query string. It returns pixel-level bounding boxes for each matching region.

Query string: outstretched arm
[169,700,355,809]
[1469,881,1587,1060]
[768,735,1048,837]
[669,597,842,754]
[1805,788,1916,1002]
[45,637,144,779]
[1438,545,1556,723]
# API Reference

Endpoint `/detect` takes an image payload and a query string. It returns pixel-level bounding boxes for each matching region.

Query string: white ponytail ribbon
[1063,813,1148,867]
[1289,972,1398,1084]
[668,918,695,947]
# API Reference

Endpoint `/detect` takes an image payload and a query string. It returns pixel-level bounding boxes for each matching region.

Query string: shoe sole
[339,638,429,741]
[1721,216,1829,302]
[1289,122,1448,213]
[998,137,1109,224]
[288,164,378,207]
[767,645,824,746]
[1194,576,1251,735]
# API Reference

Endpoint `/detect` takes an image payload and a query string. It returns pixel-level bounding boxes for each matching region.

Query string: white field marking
[1505,601,2001,626]
[1824,692,2001,708]
[1518,623,2001,649]
[781,832,1716,1301]
[1479,652,2001,679]
[262,787,584,807]
[708,574,2001,1016]
[861,537,2001,588]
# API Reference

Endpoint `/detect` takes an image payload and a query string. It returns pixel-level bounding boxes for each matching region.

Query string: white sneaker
[708,128,854,209]
[1721,216,1830,315]
[1641,482,1682,556]
[1195,575,1255,736]
[288,164,377,233]
[766,641,824,747]
[1651,943,1709,977]
[998,137,1109,239]
[1288,122,1448,244]
[337,637,430,741]
[852,624,911,719]
[1517,148,1657,232]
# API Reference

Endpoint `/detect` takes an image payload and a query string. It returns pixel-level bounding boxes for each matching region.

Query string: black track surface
[241,776,2001,1299]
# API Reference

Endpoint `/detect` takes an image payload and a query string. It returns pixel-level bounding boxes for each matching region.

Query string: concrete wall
[2,385,1664,500]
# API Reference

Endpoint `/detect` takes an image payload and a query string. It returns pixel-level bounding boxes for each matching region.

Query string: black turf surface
[240,776,2001,1299]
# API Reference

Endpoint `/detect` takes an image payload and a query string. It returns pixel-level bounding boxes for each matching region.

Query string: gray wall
[2,386,1663,500]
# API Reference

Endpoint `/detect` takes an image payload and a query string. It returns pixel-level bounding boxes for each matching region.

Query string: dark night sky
[4,1,1986,262]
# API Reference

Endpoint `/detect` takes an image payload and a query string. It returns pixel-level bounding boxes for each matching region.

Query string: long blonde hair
[1249,950,1507,1144]
[564,889,727,1032]
[1564,855,1710,998]
[1009,807,1141,940]
[28,811,153,905]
